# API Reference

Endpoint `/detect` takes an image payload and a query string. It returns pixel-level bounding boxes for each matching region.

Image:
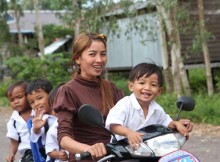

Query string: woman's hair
[6,81,28,98]
[129,62,164,87]
[72,32,113,115]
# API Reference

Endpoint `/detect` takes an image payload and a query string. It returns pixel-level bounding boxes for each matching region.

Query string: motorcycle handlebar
[75,151,91,161]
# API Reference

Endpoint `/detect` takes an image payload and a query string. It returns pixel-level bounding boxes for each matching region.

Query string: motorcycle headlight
[144,133,182,156]
[125,142,154,157]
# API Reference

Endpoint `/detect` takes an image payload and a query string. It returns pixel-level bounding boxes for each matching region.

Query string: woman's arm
[60,136,90,153]
[60,136,107,161]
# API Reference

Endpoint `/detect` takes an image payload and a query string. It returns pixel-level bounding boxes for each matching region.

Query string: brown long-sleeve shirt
[53,73,124,161]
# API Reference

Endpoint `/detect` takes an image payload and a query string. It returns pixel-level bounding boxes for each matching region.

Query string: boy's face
[8,86,29,113]
[27,88,51,115]
[128,73,162,107]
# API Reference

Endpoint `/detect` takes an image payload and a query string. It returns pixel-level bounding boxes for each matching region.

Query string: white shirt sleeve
[105,97,128,130]
[30,127,43,143]
[45,122,59,154]
[6,119,19,140]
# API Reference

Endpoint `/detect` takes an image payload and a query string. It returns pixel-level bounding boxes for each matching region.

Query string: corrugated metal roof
[38,36,71,56]
[7,10,66,33]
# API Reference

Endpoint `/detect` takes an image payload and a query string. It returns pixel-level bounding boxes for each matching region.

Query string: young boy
[6,81,33,162]
[105,62,189,146]
[26,79,68,162]
[26,78,55,161]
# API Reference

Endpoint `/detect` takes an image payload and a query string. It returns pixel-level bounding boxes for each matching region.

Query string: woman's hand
[84,143,107,161]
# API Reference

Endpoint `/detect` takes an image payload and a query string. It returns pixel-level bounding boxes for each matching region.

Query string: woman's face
[76,40,107,79]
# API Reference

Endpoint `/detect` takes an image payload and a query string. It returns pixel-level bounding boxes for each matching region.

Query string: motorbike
[75,96,196,162]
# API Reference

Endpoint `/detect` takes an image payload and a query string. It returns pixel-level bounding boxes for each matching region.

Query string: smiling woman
[52,32,124,162]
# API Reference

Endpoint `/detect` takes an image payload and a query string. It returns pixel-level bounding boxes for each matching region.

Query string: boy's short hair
[128,62,163,87]
[6,81,28,98]
[26,78,53,95]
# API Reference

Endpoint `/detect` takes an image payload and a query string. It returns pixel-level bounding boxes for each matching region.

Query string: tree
[197,0,214,96]
[33,0,45,56]
[156,0,191,96]
[157,4,172,94]
[11,0,24,48]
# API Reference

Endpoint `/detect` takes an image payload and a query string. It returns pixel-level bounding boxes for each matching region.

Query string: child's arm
[48,150,68,161]
[110,124,144,146]
[6,138,18,162]
[168,121,189,137]
[179,119,193,132]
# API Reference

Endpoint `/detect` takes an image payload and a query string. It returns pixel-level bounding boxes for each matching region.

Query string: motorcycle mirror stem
[175,102,183,121]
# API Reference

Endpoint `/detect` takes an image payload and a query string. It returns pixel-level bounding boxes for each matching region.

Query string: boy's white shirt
[6,110,31,156]
[45,120,69,162]
[105,93,173,141]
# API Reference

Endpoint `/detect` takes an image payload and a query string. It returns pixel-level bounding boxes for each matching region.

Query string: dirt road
[1,107,220,162]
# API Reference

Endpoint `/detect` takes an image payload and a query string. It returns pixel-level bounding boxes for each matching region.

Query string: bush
[5,53,72,85]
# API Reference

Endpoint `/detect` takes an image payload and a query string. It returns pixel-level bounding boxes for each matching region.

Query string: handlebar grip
[75,151,91,161]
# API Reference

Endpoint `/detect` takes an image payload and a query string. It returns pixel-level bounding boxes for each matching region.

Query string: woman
[52,32,124,162]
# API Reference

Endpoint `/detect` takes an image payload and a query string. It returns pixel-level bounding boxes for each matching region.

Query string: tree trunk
[12,0,23,48]
[197,0,214,96]
[33,0,45,57]
[171,44,182,96]
[157,5,173,93]
[72,0,81,36]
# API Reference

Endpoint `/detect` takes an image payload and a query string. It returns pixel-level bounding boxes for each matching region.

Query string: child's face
[7,86,29,113]
[128,73,162,106]
[27,88,51,115]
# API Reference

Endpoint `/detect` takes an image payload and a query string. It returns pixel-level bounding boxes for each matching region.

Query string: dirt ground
[1,107,220,162]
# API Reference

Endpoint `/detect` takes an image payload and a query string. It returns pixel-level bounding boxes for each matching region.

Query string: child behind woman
[46,83,68,162]
[6,81,33,162]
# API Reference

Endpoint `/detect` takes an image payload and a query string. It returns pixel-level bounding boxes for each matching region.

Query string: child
[46,83,68,162]
[26,78,56,162]
[105,62,189,146]
[6,81,33,162]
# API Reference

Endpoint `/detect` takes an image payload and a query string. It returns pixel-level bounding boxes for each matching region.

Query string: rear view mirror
[175,96,195,120]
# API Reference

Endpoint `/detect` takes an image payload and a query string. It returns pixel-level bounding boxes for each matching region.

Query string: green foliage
[108,72,130,95]
[0,81,10,106]
[5,53,72,85]
[0,17,11,46]
[188,69,207,93]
